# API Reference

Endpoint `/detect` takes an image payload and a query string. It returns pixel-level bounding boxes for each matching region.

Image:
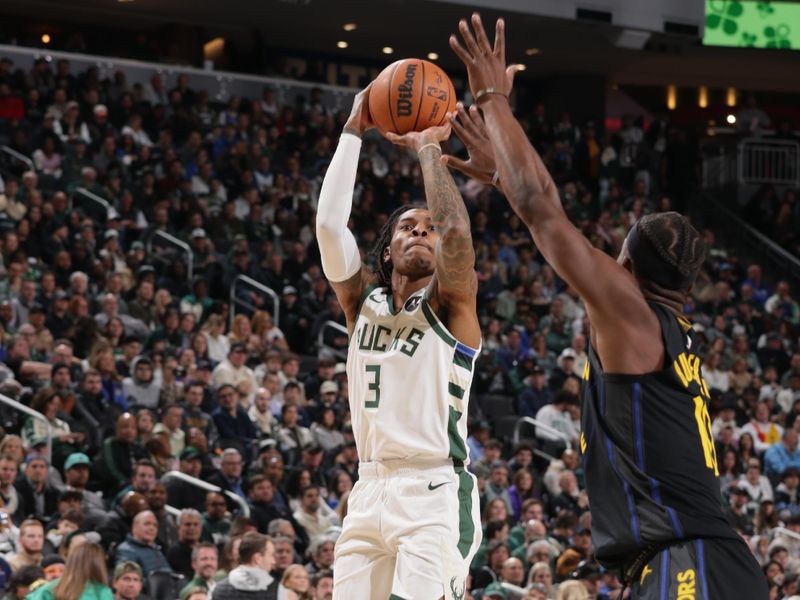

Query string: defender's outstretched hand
[384,123,451,153]
[442,103,496,185]
[449,13,522,103]
[343,83,375,137]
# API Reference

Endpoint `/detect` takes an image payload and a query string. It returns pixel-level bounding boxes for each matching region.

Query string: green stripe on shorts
[454,466,475,559]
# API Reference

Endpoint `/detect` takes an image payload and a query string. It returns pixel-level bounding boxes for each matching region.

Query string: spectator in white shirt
[534,391,580,455]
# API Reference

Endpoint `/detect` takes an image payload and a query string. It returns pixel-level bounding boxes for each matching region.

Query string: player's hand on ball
[442,102,496,185]
[384,122,451,153]
[450,13,522,103]
[344,83,375,136]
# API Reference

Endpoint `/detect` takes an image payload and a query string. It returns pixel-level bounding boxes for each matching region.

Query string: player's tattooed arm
[416,143,477,299]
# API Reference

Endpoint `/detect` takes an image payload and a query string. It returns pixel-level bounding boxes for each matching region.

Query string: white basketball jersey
[347,285,479,465]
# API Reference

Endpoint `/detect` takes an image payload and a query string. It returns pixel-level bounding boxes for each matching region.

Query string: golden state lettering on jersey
[356,323,425,357]
[676,569,696,600]
[674,351,718,475]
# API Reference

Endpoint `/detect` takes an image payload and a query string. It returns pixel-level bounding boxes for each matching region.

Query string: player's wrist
[342,124,363,138]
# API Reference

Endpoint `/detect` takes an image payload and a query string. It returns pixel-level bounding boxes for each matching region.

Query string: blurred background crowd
[0,48,797,600]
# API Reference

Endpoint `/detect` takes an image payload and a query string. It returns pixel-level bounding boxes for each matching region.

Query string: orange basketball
[368,58,457,136]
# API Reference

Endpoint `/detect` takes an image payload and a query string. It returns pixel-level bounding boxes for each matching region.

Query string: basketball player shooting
[316,85,482,599]
[447,13,769,600]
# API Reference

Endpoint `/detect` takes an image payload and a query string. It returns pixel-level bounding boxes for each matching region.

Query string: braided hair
[627,212,706,292]
[368,203,428,289]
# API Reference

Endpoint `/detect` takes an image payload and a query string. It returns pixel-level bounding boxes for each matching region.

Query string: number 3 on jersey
[365,364,381,409]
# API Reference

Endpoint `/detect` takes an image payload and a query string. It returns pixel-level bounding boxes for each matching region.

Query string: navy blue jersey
[580,303,739,570]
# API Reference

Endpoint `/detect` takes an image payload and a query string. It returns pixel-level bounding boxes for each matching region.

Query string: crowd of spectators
[0,53,797,600]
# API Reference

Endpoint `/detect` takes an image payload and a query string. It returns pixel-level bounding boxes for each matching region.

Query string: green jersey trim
[421,300,456,347]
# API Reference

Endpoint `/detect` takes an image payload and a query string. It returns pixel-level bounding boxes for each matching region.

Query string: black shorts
[630,537,768,599]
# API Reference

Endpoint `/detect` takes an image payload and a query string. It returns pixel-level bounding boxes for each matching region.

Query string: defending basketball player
[447,13,769,600]
[316,85,482,599]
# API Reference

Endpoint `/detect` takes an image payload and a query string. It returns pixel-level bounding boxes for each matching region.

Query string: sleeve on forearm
[316,133,362,283]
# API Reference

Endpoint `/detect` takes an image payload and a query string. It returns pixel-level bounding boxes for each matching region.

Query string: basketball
[368,58,457,136]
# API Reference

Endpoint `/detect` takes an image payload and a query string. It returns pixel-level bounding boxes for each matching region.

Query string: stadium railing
[513,416,571,463]
[705,194,800,283]
[0,145,34,172]
[72,187,111,224]
[0,44,357,112]
[160,470,250,517]
[229,275,279,330]
[317,321,348,361]
[147,230,194,281]
[738,138,800,186]
[0,393,52,460]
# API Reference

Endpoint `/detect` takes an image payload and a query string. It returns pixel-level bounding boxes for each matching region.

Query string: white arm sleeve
[316,133,363,282]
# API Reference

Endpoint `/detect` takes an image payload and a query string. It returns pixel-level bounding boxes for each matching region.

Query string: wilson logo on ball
[396,63,418,117]
[369,58,456,135]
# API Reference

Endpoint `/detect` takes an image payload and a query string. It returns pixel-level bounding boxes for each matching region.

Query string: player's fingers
[440,155,473,177]
[471,13,492,55]
[449,106,479,146]
[458,105,483,146]
[458,19,482,58]
[384,131,407,146]
[506,64,522,89]
[448,111,472,146]
[493,18,506,60]
[468,104,487,138]
[449,34,473,65]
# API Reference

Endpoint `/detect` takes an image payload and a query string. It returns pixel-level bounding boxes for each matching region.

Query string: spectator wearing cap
[279,284,313,353]
[212,343,257,406]
[211,385,257,454]
[122,356,159,410]
[518,366,554,418]
[15,453,59,520]
[764,429,800,480]
[7,518,46,571]
[62,452,104,513]
[550,348,577,392]
[726,484,755,535]
[482,582,508,600]
[303,357,336,406]
[115,510,170,577]
[40,554,65,581]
